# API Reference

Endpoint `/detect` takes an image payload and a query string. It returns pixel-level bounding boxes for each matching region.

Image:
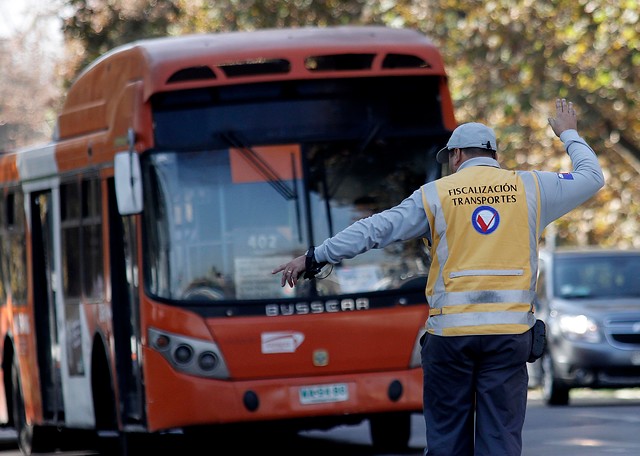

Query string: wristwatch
[303,246,327,279]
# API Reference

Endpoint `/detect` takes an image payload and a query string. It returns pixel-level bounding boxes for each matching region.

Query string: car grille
[604,316,640,349]
[611,334,640,344]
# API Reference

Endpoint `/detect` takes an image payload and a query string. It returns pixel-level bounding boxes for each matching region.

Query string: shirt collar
[457,156,500,171]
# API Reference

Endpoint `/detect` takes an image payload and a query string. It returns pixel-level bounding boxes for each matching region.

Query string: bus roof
[81,25,445,87]
[58,26,448,141]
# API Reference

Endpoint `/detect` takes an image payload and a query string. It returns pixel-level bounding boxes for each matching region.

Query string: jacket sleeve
[314,189,429,264]
[534,129,605,228]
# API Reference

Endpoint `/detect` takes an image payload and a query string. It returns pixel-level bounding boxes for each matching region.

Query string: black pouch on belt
[528,319,546,363]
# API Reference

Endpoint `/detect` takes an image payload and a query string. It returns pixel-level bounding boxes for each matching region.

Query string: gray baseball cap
[436,122,497,164]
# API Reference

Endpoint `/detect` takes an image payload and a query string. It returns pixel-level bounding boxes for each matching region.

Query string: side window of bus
[61,178,104,301]
[0,191,27,305]
[82,179,104,298]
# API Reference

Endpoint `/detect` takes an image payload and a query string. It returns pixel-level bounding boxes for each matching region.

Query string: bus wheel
[11,359,57,455]
[369,412,411,450]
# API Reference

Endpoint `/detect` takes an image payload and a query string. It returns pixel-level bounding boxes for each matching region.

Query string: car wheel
[541,354,570,406]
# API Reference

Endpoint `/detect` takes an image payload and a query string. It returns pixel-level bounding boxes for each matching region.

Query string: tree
[399,0,640,247]
[61,0,183,83]
[0,0,63,150]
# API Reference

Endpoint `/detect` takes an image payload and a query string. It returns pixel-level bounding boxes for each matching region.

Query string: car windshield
[554,254,640,299]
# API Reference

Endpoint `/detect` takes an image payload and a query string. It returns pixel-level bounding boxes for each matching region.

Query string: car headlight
[558,314,601,343]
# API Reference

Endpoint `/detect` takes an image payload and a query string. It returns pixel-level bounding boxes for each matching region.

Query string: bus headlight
[198,352,219,371]
[149,327,230,379]
[174,344,194,364]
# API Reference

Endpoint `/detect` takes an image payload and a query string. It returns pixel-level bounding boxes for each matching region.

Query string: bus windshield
[143,76,445,303]
[143,138,433,302]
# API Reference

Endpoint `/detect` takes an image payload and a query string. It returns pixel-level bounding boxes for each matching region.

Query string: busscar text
[266,298,370,316]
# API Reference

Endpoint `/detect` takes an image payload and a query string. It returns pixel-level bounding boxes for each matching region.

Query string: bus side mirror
[114,129,143,215]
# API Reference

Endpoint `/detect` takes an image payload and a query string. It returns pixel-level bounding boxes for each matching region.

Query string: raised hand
[548,98,578,137]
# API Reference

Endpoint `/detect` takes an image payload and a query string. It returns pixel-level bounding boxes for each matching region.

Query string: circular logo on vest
[471,205,500,234]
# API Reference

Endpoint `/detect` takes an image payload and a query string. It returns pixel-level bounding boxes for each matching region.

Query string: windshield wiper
[220,131,297,200]
[561,292,593,299]
[220,131,302,241]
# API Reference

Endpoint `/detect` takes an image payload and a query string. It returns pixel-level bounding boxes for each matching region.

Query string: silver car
[528,248,640,405]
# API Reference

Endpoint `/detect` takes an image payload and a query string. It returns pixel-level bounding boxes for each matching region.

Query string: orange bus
[0,26,456,454]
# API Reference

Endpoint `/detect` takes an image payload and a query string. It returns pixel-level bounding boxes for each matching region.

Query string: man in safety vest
[273,98,605,455]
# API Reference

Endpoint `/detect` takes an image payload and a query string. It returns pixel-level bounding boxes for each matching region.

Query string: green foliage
[62,0,182,81]
[395,0,640,248]
[174,0,378,32]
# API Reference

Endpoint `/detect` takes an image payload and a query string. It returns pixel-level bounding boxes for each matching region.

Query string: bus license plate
[299,383,349,405]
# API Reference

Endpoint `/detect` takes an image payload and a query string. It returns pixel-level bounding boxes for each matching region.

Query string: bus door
[30,190,62,422]
[29,186,95,426]
[107,179,145,427]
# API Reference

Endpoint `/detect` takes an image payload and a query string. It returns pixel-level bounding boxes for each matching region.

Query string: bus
[0,26,456,454]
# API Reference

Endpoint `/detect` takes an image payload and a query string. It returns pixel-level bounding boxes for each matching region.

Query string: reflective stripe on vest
[422,167,540,336]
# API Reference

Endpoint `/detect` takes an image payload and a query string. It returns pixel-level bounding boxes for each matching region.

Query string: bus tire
[11,359,57,455]
[369,412,411,450]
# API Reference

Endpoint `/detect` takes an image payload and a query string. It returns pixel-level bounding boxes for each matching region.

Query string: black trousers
[421,331,531,456]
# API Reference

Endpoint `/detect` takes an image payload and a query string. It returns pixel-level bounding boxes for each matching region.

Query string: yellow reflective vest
[421,165,539,336]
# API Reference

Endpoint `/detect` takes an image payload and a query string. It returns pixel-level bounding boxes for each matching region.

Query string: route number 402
[247,234,277,250]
